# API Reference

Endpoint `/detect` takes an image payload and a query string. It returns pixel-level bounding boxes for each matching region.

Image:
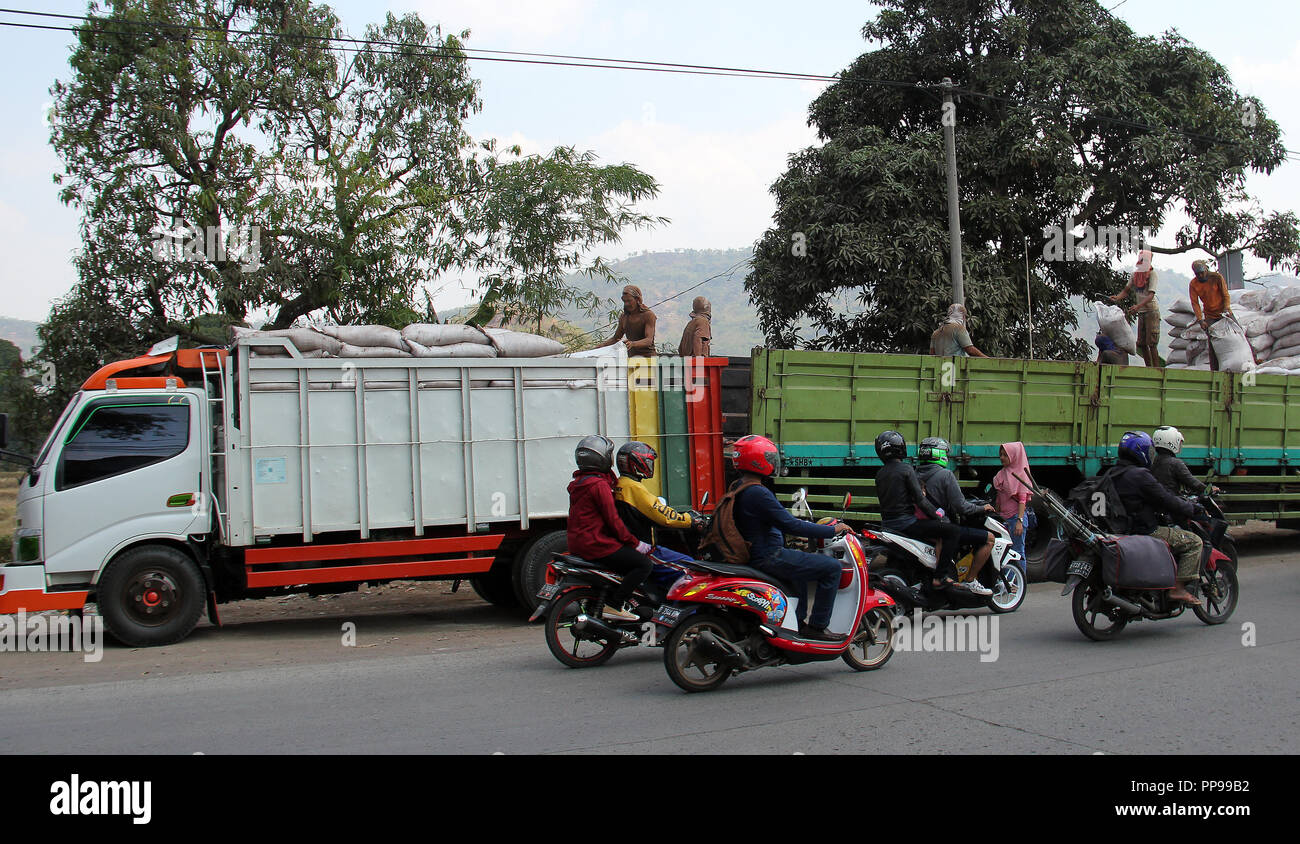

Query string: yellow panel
[628,358,662,498]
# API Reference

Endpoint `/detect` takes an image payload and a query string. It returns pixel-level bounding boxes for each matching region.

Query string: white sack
[232,326,344,356]
[319,324,411,351]
[1267,304,1300,335]
[1274,287,1300,311]
[483,327,567,357]
[401,323,491,347]
[337,343,413,358]
[1094,302,1137,355]
[1262,354,1300,369]
[1255,366,1291,376]
[1169,298,1195,315]
[1208,315,1254,372]
[1249,333,1275,355]
[1164,311,1196,329]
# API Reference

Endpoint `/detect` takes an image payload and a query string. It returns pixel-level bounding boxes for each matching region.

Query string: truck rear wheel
[514,530,569,611]
[471,566,521,609]
[97,545,206,647]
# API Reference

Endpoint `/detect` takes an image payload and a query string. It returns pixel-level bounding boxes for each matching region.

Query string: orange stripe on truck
[0,589,89,614]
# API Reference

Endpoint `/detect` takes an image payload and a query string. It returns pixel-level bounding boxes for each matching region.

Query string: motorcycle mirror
[794,488,807,504]
[699,492,709,508]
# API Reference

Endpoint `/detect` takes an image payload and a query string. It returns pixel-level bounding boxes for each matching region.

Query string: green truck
[725,349,1300,580]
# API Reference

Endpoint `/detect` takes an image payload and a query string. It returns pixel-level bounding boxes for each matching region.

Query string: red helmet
[730,435,780,477]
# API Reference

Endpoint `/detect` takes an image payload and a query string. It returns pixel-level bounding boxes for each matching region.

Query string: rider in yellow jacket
[612,442,697,548]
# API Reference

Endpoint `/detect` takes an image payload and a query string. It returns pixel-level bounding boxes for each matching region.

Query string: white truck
[0,338,724,646]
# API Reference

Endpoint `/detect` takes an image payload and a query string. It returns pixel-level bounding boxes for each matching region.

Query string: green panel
[951,357,1090,466]
[657,358,692,509]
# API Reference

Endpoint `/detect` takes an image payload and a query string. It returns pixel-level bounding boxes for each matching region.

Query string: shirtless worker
[678,296,712,357]
[595,285,657,357]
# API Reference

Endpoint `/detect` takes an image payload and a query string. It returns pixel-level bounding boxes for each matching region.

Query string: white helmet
[1153,426,1184,455]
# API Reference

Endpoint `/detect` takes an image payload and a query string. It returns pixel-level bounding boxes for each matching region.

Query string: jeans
[1003,514,1029,572]
[754,547,841,628]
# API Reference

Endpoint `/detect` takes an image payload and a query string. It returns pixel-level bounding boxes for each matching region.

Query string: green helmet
[918,436,951,468]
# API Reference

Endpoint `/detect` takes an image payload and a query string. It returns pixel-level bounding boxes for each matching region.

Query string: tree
[45,0,662,394]
[747,0,1293,358]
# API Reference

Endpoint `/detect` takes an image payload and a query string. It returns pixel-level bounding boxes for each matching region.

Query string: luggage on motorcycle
[700,477,763,565]
[1067,470,1131,534]
[1099,534,1176,589]
[1042,539,1074,583]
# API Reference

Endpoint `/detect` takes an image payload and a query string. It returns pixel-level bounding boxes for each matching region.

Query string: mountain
[0,318,38,359]
[559,248,763,355]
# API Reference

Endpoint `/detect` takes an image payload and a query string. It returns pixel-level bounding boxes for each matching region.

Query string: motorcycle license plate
[654,605,683,626]
[536,583,560,601]
[1066,559,1093,578]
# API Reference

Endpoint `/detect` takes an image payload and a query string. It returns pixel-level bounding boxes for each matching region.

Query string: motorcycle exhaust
[695,630,748,667]
[574,614,640,644]
[1099,589,1143,617]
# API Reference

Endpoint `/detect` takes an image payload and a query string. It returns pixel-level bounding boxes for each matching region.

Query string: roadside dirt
[1,522,1294,691]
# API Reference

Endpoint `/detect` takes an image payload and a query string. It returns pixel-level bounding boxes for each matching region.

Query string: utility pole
[941,78,964,307]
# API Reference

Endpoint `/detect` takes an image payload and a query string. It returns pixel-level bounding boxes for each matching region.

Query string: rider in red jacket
[566,435,655,621]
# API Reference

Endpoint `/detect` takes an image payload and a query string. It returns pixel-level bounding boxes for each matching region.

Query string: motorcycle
[658,491,897,693]
[867,502,1026,615]
[532,495,712,668]
[1022,474,1239,641]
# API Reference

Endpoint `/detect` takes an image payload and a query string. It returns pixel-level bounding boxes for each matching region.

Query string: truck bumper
[0,566,88,614]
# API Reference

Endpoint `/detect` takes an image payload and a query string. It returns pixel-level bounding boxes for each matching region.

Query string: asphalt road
[2,537,1297,755]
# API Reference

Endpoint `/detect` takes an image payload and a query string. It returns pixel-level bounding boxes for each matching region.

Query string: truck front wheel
[97,545,206,647]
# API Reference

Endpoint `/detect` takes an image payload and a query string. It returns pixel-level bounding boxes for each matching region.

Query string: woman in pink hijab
[993,442,1034,572]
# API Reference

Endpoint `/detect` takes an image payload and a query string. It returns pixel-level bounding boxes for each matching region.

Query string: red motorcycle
[657,507,897,692]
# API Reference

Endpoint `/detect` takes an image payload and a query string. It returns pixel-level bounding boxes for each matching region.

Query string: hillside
[0,317,38,359]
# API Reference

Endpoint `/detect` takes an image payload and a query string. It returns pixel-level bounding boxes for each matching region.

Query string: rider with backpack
[916,436,996,594]
[1096,432,1204,606]
[722,435,851,642]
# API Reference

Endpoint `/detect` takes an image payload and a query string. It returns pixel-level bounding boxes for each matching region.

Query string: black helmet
[875,430,907,461]
[616,441,658,480]
[575,434,615,472]
[918,436,951,468]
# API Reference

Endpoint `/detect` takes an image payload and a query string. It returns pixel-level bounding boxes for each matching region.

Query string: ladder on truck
[198,350,229,540]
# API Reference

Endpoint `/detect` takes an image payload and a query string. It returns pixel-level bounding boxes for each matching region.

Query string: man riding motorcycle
[1098,431,1204,606]
[613,440,702,578]
[875,430,973,593]
[915,436,995,596]
[1152,425,1219,498]
[566,435,657,622]
[729,434,851,642]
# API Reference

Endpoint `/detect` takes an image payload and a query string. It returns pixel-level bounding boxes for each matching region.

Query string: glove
[635,541,653,555]
[934,508,946,519]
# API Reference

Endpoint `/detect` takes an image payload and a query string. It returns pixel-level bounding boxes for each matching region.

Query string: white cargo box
[225,339,629,544]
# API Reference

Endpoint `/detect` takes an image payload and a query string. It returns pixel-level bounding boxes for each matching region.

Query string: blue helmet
[1118,431,1153,467]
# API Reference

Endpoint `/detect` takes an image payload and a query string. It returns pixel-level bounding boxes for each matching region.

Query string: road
[1,528,1297,754]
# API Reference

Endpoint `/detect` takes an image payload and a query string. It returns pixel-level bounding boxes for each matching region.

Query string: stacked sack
[232,323,567,358]
[1164,284,1300,374]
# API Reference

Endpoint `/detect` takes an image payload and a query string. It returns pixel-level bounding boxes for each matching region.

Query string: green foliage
[45,0,661,395]
[747,0,1295,358]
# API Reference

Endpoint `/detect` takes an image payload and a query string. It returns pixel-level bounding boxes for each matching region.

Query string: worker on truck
[1110,249,1160,367]
[929,304,989,358]
[1189,259,1235,372]
[594,285,657,357]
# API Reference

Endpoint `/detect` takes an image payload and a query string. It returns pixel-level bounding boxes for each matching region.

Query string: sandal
[1169,591,1202,607]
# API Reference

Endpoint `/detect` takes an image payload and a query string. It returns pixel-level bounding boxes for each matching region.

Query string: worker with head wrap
[1110,248,1161,367]
[678,296,712,357]
[929,303,989,357]
[595,285,657,357]
[1189,259,1234,372]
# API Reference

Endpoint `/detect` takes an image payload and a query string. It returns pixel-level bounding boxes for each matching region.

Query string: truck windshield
[30,391,82,471]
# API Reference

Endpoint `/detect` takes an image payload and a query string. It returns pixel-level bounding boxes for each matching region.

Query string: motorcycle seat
[686,560,797,593]
[551,553,602,569]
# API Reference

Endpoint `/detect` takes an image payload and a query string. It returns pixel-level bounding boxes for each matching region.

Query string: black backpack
[1067,468,1132,535]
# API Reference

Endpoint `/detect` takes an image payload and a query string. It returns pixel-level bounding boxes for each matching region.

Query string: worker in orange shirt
[1189,259,1234,372]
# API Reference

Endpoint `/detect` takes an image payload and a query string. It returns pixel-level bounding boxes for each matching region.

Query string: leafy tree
[747,0,1293,357]
[45,0,661,394]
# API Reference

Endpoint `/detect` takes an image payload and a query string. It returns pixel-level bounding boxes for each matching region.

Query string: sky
[1,0,1298,324]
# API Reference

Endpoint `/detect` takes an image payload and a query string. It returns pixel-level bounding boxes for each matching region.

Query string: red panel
[0,589,89,614]
[244,534,504,565]
[686,357,727,512]
[245,557,493,589]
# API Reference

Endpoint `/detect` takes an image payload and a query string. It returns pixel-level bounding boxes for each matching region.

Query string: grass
[0,470,22,563]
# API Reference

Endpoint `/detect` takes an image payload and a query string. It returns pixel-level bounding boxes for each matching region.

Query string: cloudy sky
[1,0,1297,323]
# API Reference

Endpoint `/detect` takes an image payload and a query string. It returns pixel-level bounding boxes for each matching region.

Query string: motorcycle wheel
[841,607,895,671]
[987,564,1026,614]
[543,587,622,668]
[1071,581,1129,641]
[874,566,916,614]
[663,613,738,693]
[1193,561,1239,626]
